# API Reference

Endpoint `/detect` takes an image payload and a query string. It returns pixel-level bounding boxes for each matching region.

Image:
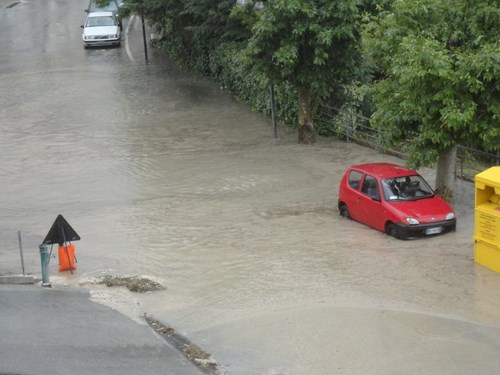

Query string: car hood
[83,26,119,36]
[389,196,454,222]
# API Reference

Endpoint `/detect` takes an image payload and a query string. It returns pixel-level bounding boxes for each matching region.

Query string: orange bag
[58,244,76,272]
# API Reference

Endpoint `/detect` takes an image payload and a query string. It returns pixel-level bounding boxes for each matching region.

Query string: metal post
[345,117,351,142]
[18,230,25,275]
[270,83,277,138]
[39,244,52,288]
[141,15,148,63]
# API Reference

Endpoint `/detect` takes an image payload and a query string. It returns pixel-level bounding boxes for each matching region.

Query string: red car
[338,163,456,239]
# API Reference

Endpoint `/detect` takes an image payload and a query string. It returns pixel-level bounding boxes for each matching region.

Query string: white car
[85,0,123,29]
[81,11,121,48]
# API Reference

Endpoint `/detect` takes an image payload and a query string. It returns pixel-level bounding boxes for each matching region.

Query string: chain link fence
[318,105,499,181]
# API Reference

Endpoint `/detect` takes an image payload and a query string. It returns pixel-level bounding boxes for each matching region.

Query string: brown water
[1,2,500,374]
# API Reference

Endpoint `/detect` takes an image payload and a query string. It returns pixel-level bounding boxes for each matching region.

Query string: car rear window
[348,170,363,190]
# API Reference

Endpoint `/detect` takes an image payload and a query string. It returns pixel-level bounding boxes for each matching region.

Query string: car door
[341,169,364,222]
[357,174,386,231]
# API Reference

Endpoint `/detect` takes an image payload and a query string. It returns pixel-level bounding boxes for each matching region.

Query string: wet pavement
[0,284,205,375]
[1,0,500,374]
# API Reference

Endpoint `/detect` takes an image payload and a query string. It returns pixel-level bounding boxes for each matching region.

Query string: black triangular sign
[43,214,81,246]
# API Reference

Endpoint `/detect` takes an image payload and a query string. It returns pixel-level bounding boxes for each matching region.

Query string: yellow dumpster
[474,166,500,273]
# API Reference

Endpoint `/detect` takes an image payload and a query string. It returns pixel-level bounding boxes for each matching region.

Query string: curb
[145,315,221,375]
[0,275,35,285]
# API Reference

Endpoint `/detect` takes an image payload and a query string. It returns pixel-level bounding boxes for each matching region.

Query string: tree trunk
[435,145,457,204]
[297,87,316,144]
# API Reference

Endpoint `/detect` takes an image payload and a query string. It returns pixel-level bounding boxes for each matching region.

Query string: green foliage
[318,81,373,137]
[364,0,499,168]
[209,42,298,126]
[122,0,246,73]
[244,0,362,103]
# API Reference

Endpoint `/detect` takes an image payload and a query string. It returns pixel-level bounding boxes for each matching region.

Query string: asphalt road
[0,284,205,375]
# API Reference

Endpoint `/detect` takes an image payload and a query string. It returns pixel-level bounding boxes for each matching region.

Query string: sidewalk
[0,284,205,375]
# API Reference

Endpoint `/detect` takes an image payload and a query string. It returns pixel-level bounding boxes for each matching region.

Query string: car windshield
[86,16,116,27]
[381,174,434,201]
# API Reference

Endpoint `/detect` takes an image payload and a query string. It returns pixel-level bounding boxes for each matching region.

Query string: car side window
[348,170,363,190]
[361,175,380,200]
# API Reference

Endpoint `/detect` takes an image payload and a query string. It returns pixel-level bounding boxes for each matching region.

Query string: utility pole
[141,15,148,63]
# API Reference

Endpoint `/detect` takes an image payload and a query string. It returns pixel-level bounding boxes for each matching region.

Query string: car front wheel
[339,204,350,219]
[386,223,400,239]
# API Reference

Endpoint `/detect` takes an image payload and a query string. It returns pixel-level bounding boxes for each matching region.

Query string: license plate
[426,227,442,235]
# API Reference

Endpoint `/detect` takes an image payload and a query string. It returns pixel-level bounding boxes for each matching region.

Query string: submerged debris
[96,275,165,293]
[147,316,175,335]
[145,315,222,374]
[184,344,218,371]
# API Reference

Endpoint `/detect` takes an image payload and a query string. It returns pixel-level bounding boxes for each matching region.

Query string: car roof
[349,163,418,179]
[87,11,115,17]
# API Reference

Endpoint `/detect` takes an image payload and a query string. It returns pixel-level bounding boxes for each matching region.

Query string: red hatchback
[338,163,456,239]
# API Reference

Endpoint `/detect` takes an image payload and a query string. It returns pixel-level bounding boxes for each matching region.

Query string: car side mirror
[371,196,381,202]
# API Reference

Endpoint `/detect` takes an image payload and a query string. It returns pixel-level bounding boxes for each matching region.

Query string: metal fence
[318,105,499,181]
[456,145,500,181]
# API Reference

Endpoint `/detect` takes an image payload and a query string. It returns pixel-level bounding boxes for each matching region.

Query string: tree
[364,0,499,202]
[241,0,362,144]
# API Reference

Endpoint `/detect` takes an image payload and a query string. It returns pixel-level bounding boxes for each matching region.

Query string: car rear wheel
[386,223,400,239]
[339,204,350,219]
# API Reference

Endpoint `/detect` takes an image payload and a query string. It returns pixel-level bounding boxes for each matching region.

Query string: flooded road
[1,1,500,374]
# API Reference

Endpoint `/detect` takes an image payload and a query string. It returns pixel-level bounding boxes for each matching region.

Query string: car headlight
[446,212,455,220]
[404,217,420,225]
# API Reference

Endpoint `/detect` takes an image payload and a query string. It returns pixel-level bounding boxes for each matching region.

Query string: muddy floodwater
[1,1,500,374]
